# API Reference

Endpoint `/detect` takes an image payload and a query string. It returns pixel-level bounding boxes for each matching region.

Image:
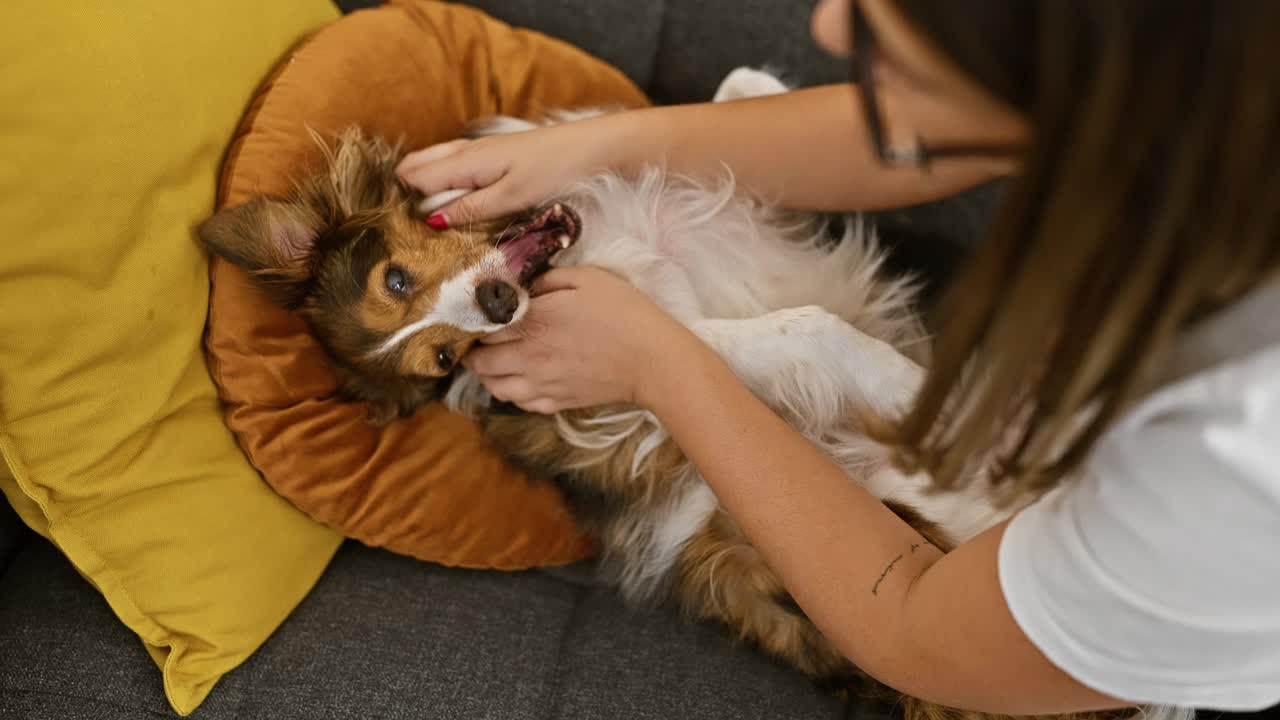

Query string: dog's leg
[693,308,1023,546]
[691,306,924,428]
[677,511,856,682]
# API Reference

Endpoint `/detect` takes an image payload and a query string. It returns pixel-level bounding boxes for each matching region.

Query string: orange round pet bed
[205,0,649,569]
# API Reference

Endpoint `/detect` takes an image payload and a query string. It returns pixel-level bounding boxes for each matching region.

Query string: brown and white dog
[198,68,1182,720]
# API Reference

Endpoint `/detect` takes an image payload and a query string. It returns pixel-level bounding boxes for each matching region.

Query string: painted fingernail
[426,213,449,230]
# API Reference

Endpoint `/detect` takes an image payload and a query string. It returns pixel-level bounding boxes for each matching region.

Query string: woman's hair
[876,0,1280,501]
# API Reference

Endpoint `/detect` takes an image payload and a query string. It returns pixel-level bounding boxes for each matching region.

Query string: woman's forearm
[618,84,1013,211]
[635,330,1123,713]
[399,82,1017,226]
[636,328,944,682]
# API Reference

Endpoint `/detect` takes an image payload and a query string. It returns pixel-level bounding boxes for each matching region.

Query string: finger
[399,160,478,200]
[481,375,536,404]
[398,151,506,206]
[407,185,508,229]
[520,397,563,415]
[396,139,469,175]
[463,342,526,376]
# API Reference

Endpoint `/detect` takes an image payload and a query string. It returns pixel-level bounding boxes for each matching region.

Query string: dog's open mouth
[495,203,581,286]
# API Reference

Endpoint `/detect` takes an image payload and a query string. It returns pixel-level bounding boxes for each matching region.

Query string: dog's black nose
[476,280,518,324]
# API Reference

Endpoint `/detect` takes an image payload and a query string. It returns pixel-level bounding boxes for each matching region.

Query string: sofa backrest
[455,0,848,104]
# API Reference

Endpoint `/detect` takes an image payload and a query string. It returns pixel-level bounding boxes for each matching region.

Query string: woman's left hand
[463,267,693,414]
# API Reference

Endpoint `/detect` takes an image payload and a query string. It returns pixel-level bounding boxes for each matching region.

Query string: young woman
[398,1,1280,714]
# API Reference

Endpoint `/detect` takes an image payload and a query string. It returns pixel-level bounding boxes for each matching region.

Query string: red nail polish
[426,213,449,230]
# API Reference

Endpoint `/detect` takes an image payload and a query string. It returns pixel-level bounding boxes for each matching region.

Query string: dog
[198,67,1182,720]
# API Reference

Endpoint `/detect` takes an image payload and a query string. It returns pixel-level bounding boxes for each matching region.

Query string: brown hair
[879,0,1280,500]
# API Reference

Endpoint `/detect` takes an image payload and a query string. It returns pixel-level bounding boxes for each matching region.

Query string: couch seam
[539,584,586,720]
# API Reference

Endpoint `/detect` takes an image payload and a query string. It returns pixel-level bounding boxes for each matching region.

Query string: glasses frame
[851,3,1025,169]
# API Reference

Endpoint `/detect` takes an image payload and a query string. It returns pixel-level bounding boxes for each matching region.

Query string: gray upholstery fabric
[644,0,847,104]
[456,0,666,96]
[0,537,861,720]
[460,0,848,106]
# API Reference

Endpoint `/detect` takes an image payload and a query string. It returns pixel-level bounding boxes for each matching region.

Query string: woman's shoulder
[1103,278,1279,492]
[1103,278,1280,446]
[1160,278,1280,386]
[997,283,1280,708]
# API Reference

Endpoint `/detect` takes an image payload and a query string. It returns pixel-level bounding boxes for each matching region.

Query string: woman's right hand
[396,111,649,227]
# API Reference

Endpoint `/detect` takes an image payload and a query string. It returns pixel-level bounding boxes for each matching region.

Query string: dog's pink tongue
[499,232,544,276]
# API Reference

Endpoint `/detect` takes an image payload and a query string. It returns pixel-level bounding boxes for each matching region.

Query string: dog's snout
[476,279,518,324]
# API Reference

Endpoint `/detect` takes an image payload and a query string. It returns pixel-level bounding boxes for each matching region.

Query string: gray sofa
[5,2,1228,720]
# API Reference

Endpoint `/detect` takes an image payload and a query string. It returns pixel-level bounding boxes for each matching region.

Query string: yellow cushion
[0,1,342,715]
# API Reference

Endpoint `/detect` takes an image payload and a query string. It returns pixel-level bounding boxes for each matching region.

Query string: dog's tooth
[552,203,563,217]
[558,234,571,249]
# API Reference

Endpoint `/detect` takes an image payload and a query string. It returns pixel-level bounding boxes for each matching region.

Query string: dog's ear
[197,197,323,309]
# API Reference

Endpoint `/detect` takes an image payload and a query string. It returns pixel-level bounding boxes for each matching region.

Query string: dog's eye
[435,346,456,371]
[384,266,409,295]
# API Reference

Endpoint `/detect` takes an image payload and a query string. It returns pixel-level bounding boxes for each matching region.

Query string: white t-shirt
[998,281,1280,712]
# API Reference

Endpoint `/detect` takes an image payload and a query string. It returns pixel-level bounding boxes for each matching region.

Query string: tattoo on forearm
[909,539,934,554]
[872,538,938,596]
[871,554,903,596]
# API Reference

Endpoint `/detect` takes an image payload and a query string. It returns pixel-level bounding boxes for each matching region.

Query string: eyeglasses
[851,3,1024,169]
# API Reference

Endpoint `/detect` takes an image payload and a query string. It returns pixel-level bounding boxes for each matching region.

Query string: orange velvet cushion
[206,0,649,569]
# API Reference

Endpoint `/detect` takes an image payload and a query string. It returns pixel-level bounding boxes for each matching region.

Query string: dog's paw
[770,305,846,336]
[713,66,791,102]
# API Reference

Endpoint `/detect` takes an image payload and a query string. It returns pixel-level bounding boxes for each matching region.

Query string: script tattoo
[909,539,935,554]
[871,554,903,596]
[872,538,939,596]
